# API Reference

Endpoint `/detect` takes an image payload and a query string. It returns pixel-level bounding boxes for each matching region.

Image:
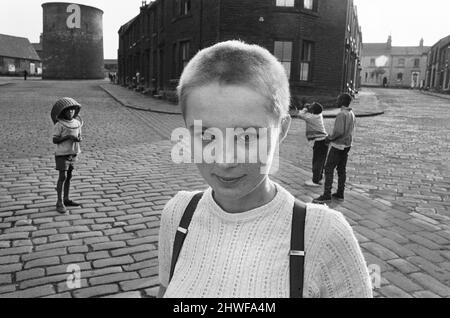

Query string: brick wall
[425,36,450,91]
[118,0,355,100]
[219,0,349,97]
[42,3,104,79]
[0,57,42,76]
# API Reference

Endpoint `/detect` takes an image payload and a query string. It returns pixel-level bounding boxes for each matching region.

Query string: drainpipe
[199,0,203,49]
[217,0,221,42]
[341,0,350,93]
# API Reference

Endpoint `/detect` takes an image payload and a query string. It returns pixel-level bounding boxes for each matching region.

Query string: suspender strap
[290,200,307,298]
[169,193,307,298]
[169,192,203,282]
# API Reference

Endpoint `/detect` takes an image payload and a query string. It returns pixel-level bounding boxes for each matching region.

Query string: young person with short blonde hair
[158,41,372,298]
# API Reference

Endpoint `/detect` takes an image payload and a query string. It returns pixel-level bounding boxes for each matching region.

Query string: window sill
[291,80,314,87]
[273,7,297,13]
[299,9,319,17]
[171,13,193,23]
[273,7,319,17]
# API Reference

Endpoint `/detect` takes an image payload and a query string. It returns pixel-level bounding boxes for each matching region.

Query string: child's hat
[51,97,81,124]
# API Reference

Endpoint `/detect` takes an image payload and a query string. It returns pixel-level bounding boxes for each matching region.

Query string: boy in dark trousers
[51,97,83,213]
[313,93,355,204]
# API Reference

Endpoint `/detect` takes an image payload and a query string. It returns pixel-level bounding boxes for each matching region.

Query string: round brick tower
[42,2,104,79]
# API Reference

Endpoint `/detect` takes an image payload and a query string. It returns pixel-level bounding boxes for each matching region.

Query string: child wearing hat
[51,97,83,214]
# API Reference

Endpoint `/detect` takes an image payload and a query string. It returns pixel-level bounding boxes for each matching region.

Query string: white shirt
[158,183,373,298]
[52,118,82,156]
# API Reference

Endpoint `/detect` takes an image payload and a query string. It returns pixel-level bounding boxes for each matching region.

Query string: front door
[411,72,419,88]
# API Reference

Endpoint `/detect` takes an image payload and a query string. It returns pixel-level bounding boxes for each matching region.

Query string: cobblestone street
[0,80,449,298]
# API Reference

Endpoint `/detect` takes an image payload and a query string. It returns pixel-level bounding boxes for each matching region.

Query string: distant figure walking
[24,70,28,81]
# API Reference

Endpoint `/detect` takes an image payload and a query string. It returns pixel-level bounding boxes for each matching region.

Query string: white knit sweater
[158,183,373,298]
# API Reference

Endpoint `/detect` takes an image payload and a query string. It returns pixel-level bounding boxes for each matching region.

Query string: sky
[1,0,144,59]
[353,0,450,46]
[1,0,449,59]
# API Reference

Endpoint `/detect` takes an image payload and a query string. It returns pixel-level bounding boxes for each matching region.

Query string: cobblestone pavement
[0,81,449,298]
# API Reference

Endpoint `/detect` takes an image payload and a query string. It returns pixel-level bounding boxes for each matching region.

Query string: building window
[181,0,191,15]
[300,41,314,81]
[174,0,191,16]
[274,41,292,79]
[276,0,294,7]
[397,73,403,81]
[398,58,405,67]
[303,0,318,11]
[370,58,375,67]
[180,41,190,71]
[414,58,420,68]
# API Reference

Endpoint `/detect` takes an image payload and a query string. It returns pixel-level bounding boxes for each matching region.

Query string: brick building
[425,35,450,92]
[0,34,42,76]
[361,36,429,88]
[118,0,362,103]
[41,2,104,80]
